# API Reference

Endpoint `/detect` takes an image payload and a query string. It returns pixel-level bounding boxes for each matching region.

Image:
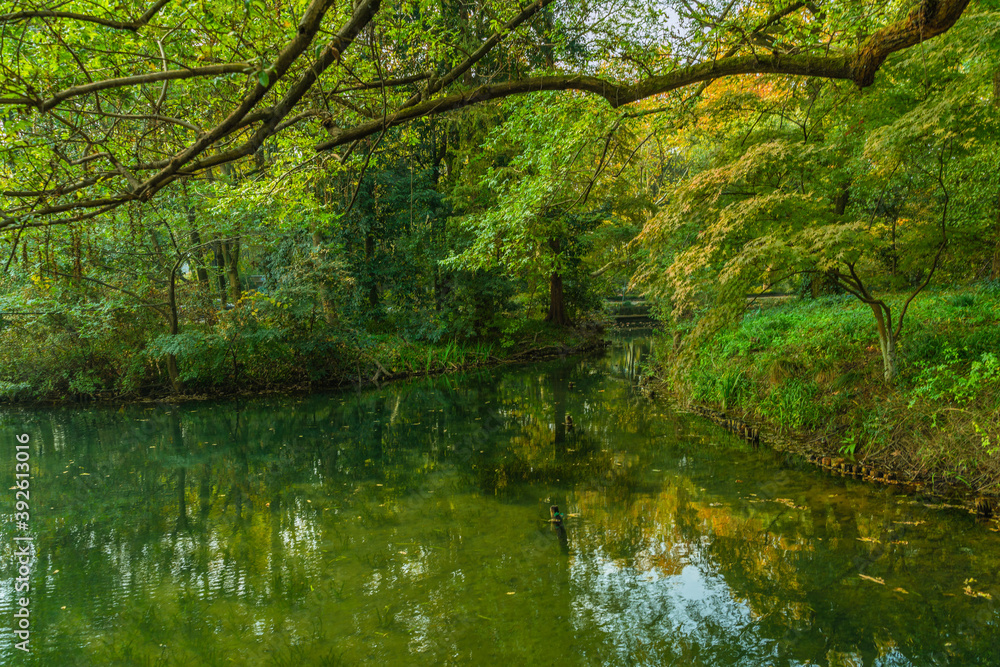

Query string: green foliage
[2,0,998,410]
[758,379,822,431]
[689,366,750,411]
[910,347,1000,406]
[667,287,1000,486]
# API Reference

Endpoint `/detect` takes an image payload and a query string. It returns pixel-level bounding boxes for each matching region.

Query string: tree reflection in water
[0,331,997,665]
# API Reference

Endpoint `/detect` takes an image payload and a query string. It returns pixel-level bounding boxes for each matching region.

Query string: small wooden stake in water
[550,505,564,525]
[549,505,569,553]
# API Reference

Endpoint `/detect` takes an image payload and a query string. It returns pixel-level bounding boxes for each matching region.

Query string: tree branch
[894,142,951,340]
[318,0,970,151]
[0,63,254,112]
[0,0,171,31]
[399,0,556,109]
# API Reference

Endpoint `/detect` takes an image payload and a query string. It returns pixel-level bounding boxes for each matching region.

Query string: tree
[636,7,1000,383]
[0,0,974,237]
[444,93,650,326]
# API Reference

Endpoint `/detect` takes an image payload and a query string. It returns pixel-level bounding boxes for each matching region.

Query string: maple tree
[635,5,1000,383]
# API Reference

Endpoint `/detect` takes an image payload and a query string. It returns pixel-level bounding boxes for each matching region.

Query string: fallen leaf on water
[963,587,993,600]
[964,578,993,600]
[859,574,885,585]
[893,588,909,594]
[775,498,808,510]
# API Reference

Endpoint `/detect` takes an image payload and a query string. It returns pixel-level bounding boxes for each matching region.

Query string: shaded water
[2,333,999,666]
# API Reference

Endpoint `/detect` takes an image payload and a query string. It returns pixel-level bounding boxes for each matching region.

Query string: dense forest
[1,0,999,489]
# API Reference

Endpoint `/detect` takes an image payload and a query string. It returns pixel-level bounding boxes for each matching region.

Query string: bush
[909,347,1000,406]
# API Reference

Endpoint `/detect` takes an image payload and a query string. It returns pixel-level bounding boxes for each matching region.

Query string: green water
[2,334,998,666]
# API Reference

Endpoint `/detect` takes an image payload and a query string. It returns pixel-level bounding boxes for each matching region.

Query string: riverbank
[0,318,609,406]
[9,330,999,666]
[645,285,1000,504]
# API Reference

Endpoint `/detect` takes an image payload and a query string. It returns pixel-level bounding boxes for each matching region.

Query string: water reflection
[1,331,998,666]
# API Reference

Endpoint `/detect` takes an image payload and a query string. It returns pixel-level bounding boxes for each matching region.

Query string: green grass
[662,285,1000,490]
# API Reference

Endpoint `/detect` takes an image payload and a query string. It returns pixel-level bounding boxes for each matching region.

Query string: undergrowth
[656,285,1000,493]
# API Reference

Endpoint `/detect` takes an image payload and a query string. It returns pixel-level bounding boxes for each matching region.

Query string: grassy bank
[650,285,1000,496]
[0,304,607,404]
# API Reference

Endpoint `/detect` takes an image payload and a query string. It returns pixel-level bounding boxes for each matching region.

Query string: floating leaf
[963,586,993,600]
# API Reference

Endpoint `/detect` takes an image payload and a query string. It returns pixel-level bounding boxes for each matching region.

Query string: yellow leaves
[30,274,53,289]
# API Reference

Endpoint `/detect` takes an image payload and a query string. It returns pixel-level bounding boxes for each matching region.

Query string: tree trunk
[814,185,851,297]
[214,240,228,308]
[189,231,210,288]
[365,232,379,309]
[869,303,898,384]
[166,354,183,392]
[432,127,447,313]
[223,238,241,304]
[810,274,823,298]
[185,182,210,290]
[879,331,899,385]
[149,227,166,265]
[311,227,338,326]
[540,4,555,69]
[544,239,571,326]
[166,263,184,393]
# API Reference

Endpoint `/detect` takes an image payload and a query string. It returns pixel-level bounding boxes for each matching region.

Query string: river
[1,332,998,665]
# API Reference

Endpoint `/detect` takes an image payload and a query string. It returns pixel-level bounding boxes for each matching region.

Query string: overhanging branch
[317,0,970,151]
[0,0,171,31]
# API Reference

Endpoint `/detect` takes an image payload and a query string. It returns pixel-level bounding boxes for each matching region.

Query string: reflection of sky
[1,336,999,665]
[572,547,769,665]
